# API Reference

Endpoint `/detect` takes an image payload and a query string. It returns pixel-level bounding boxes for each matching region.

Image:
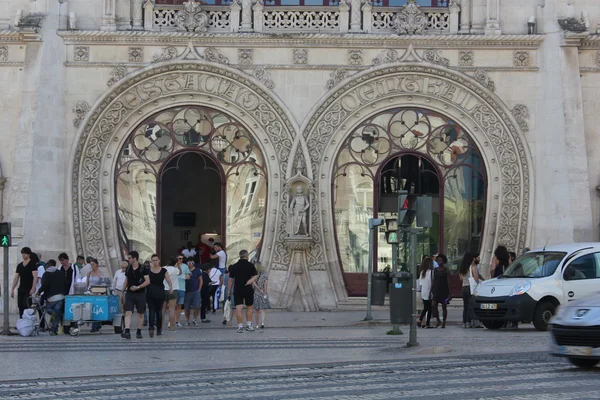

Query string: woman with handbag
[417,257,434,328]
[147,254,174,337]
[252,263,271,329]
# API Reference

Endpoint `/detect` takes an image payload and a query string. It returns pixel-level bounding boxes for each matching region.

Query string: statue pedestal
[278,236,320,311]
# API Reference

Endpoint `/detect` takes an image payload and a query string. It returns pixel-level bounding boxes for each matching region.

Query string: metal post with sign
[365,218,384,321]
[0,222,10,335]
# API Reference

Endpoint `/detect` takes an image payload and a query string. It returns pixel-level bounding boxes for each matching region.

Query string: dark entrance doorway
[159,151,224,262]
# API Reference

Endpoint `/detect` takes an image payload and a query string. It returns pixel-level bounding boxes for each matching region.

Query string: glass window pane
[334,165,373,273]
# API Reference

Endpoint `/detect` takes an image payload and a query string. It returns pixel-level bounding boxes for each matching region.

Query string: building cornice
[57,30,545,49]
[0,29,41,43]
[582,34,600,49]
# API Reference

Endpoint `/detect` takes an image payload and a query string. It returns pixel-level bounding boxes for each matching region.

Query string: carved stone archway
[69,61,299,271]
[301,62,534,301]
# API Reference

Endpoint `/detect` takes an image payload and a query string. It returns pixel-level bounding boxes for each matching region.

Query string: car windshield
[502,252,567,278]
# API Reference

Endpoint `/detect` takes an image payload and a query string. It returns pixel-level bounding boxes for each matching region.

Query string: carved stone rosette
[393,0,428,35]
[175,0,209,32]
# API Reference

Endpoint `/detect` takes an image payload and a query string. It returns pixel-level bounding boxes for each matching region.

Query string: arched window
[333,108,487,296]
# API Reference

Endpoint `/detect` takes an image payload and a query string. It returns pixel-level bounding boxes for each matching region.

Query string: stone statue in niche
[289,185,310,236]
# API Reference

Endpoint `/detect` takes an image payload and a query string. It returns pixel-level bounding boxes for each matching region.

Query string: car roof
[527,242,600,254]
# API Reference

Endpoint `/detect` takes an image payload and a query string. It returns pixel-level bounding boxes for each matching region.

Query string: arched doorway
[115,105,267,264]
[333,107,487,296]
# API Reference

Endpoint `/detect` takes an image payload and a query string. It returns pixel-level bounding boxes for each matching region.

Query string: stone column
[132,0,144,30]
[449,1,460,34]
[349,0,361,32]
[253,0,264,33]
[484,0,500,35]
[101,0,117,31]
[459,0,471,34]
[230,0,241,32]
[362,0,372,33]
[240,0,253,32]
[339,0,349,34]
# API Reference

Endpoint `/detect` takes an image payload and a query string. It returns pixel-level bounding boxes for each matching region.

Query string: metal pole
[365,225,374,321]
[407,228,419,347]
[391,242,399,332]
[2,247,9,335]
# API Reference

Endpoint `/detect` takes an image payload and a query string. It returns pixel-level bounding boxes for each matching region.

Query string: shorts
[234,288,254,307]
[184,291,200,310]
[165,290,177,301]
[177,290,185,305]
[124,291,147,313]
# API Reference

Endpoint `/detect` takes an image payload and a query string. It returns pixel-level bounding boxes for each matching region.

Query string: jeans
[17,292,29,318]
[147,296,165,332]
[462,286,472,324]
[46,300,64,334]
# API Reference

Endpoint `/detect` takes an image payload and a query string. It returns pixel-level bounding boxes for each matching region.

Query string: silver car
[549,292,600,368]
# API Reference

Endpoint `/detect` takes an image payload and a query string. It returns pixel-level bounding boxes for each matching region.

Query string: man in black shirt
[227,249,258,333]
[10,247,38,318]
[36,260,65,335]
[121,251,150,339]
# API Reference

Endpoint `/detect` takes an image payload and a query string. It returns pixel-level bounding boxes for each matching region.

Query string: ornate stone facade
[2,0,600,314]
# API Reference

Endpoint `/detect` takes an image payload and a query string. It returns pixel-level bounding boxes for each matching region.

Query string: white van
[472,243,600,331]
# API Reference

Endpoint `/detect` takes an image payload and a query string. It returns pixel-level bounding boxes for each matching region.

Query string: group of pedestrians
[416,253,451,329]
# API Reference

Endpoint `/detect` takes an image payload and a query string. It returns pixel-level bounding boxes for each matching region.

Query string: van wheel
[532,301,555,331]
[481,320,504,330]
[568,358,599,369]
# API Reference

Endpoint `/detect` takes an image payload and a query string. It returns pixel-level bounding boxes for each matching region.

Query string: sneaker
[185,321,190,326]
[121,331,131,339]
[149,329,154,338]
[49,331,58,336]
[260,324,264,329]
[201,320,211,323]
[156,330,162,336]
[136,330,143,339]
[245,325,255,332]
[176,322,182,328]
[222,319,227,325]
[237,326,244,333]
[192,320,198,326]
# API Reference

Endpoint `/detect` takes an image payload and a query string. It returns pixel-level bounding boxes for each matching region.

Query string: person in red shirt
[196,236,212,264]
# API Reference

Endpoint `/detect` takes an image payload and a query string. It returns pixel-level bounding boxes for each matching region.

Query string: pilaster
[101,0,117,31]
[459,0,471,34]
[240,0,253,32]
[484,0,500,35]
[132,0,144,31]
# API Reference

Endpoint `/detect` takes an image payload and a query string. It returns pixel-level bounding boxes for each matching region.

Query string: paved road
[1,352,598,399]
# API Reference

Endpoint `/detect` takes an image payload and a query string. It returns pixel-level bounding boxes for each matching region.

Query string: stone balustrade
[146,3,455,34]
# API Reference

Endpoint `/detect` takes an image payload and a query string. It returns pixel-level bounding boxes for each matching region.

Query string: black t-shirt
[201,271,210,291]
[229,259,257,293]
[16,261,36,293]
[148,268,167,288]
[125,265,147,292]
[62,266,74,295]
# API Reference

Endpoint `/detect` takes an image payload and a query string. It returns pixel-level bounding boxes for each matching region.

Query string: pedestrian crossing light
[0,222,11,248]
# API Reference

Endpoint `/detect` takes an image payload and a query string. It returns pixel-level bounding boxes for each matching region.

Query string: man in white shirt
[112,261,128,297]
[181,242,197,260]
[207,265,223,312]
[210,242,228,303]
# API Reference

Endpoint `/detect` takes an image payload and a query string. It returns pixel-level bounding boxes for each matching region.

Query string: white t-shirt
[216,250,226,270]
[112,270,127,292]
[208,268,222,286]
[182,248,197,259]
[163,266,181,291]
[417,269,433,301]
[35,265,45,292]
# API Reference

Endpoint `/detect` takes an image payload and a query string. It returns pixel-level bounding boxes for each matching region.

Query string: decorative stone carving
[512,104,530,133]
[238,48,254,65]
[288,185,311,236]
[513,51,530,67]
[293,49,308,65]
[557,17,588,33]
[16,13,47,31]
[73,101,90,128]
[423,49,449,67]
[128,47,143,63]
[107,65,128,87]
[347,49,363,65]
[473,69,496,92]
[175,0,209,32]
[74,46,89,62]
[459,50,474,67]
[393,0,428,35]
[326,68,350,90]
[0,46,7,62]
[152,46,179,63]
[253,67,275,89]
[204,47,229,65]
[372,49,399,65]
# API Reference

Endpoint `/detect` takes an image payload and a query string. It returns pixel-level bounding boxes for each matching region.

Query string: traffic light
[397,191,408,226]
[0,222,10,248]
[399,193,417,227]
[386,231,399,244]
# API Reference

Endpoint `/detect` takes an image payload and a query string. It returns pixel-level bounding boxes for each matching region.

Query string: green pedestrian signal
[0,235,9,247]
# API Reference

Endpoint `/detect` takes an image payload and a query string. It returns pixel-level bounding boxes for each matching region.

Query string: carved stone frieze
[347,49,363,65]
[511,104,530,133]
[152,46,179,63]
[204,47,229,64]
[393,0,428,35]
[326,68,350,90]
[293,49,308,64]
[128,47,143,62]
[459,50,474,66]
[423,49,450,67]
[175,0,209,32]
[473,69,496,92]
[253,67,275,89]
[238,48,254,65]
[372,49,399,65]
[0,46,7,62]
[107,65,128,87]
[74,46,89,61]
[73,101,90,128]
[513,51,530,67]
